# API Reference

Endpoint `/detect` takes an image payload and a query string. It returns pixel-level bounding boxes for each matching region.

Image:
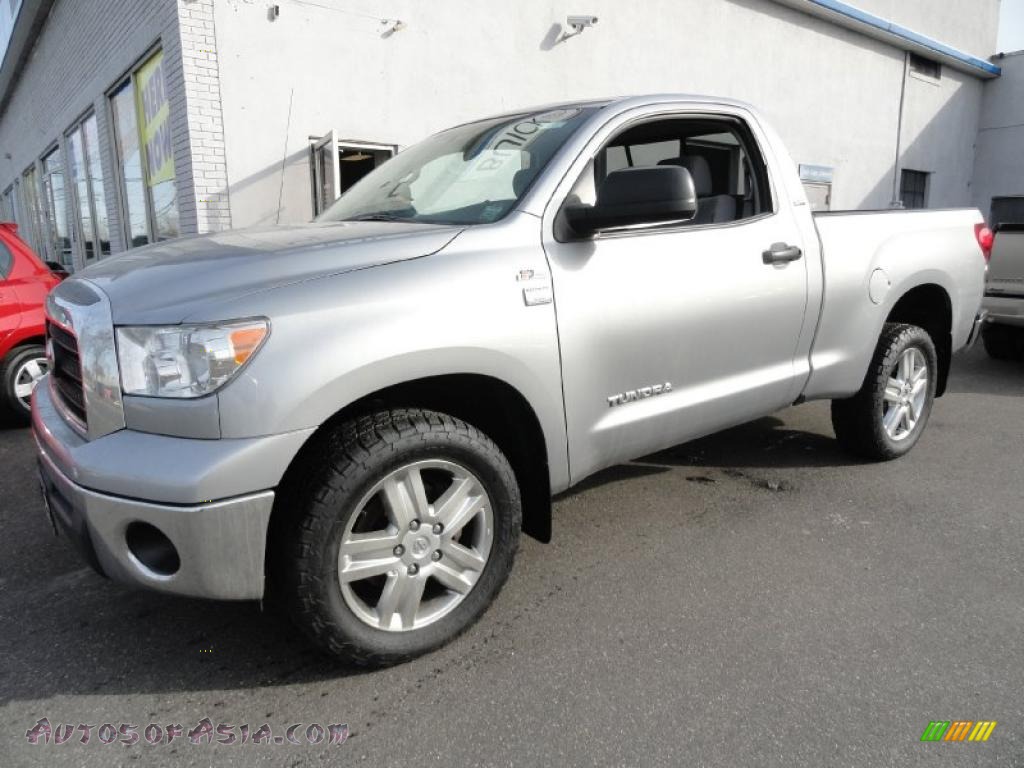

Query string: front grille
[47,321,87,427]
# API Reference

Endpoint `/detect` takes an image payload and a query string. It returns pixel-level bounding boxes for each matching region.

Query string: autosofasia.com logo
[920,721,997,742]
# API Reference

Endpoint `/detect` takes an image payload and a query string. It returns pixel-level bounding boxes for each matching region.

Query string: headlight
[116,319,269,398]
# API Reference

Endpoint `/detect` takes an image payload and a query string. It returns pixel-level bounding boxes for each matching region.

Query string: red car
[0,222,65,421]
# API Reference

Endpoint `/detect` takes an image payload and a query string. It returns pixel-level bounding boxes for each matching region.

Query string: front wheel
[0,345,48,422]
[831,323,938,461]
[278,408,521,667]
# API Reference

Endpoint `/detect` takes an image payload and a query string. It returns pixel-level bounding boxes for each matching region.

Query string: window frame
[554,111,777,243]
[39,142,74,270]
[65,109,112,266]
[908,52,942,83]
[899,169,929,210]
[18,163,46,258]
[105,43,178,250]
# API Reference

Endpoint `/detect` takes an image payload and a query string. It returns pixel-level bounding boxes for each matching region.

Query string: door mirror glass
[565,166,697,236]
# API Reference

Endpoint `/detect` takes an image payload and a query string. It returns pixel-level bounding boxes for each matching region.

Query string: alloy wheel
[13,356,48,411]
[881,347,928,441]
[338,460,494,632]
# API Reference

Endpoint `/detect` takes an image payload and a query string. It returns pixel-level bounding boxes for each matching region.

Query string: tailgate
[986,226,1024,299]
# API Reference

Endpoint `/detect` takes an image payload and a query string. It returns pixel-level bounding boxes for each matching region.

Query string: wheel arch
[270,373,554,558]
[2,333,46,360]
[884,283,953,396]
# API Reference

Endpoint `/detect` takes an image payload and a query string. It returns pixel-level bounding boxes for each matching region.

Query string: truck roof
[463,94,759,128]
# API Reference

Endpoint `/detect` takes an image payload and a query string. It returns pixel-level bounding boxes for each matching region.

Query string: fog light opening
[125,522,180,576]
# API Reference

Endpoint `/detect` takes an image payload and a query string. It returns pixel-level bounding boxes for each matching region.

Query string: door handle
[762,243,803,265]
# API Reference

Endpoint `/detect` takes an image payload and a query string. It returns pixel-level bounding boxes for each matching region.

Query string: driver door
[543,111,810,483]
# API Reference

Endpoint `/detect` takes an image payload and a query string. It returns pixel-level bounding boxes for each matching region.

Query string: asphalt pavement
[1,345,1022,767]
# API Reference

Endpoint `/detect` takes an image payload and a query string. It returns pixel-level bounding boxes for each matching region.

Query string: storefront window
[110,49,178,248]
[19,166,45,258]
[0,186,14,222]
[67,113,112,263]
[111,81,151,247]
[40,147,72,268]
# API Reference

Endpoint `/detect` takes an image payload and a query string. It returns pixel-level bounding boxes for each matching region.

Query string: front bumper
[33,379,313,600]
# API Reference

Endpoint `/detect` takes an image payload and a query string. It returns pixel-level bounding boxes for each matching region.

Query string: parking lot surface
[1,346,1022,767]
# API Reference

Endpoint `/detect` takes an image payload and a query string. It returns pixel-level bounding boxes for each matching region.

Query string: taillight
[975,223,994,263]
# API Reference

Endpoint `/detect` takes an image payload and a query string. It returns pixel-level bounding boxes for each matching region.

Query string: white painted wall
[213,0,989,228]
[846,0,1000,58]
[973,52,1024,220]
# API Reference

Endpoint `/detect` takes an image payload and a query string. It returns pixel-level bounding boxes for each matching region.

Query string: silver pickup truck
[982,224,1024,359]
[33,95,988,666]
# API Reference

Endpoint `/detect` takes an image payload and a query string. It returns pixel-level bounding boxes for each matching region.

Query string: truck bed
[800,208,986,400]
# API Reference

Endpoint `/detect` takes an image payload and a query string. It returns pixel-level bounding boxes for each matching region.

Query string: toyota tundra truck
[33,95,989,666]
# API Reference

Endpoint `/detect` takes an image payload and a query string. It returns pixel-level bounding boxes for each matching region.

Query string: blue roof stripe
[806,0,1001,76]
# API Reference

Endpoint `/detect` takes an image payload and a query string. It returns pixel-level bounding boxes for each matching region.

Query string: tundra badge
[607,383,673,407]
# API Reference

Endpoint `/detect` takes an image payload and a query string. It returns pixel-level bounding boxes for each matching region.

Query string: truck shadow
[639,415,854,471]
[0,585,377,706]
[562,411,859,498]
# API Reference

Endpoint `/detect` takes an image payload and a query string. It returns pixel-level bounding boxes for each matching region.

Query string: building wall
[177,0,231,234]
[0,0,234,266]
[846,0,1000,58]
[0,0,187,263]
[973,52,1024,222]
[214,0,989,229]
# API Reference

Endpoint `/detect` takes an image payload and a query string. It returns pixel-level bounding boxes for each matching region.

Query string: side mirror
[565,165,697,237]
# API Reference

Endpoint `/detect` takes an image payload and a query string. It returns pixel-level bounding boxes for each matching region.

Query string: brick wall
[0,0,232,267]
[176,0,230,233]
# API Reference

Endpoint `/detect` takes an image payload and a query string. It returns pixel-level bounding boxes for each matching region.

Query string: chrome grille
[47,321,87,427]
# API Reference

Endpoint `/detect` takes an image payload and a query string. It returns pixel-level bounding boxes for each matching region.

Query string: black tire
[831,323,938,461]
[981,323,1023,361]
[0,344,47,423]
[277,408,521,667]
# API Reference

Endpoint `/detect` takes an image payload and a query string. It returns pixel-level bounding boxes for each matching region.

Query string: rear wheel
[277,408,521,667]
[0,345,48,422]
[831,323,937,461]
[982,323,1024,361]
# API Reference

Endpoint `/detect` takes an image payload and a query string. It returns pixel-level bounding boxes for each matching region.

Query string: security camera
[566,15,599,31]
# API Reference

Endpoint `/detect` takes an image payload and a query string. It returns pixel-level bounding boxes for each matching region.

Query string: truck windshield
[318,107,596,226]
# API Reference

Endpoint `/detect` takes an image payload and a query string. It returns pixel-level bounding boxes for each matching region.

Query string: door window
[559,116,773,238]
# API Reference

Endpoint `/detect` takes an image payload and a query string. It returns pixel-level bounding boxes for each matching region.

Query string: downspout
[890,51,910,207]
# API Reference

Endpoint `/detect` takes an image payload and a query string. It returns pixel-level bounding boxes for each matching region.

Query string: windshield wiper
[344,213,414,223]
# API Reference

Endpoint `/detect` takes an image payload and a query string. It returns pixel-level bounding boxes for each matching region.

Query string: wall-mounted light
[561,14,598,41]
[268,4,280,21]
[380,19,405,38]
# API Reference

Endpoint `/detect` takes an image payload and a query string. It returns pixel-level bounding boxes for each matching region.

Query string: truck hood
[77,221,464,324]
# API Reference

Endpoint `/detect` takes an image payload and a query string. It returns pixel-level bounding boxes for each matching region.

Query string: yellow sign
[135,51,174,187]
